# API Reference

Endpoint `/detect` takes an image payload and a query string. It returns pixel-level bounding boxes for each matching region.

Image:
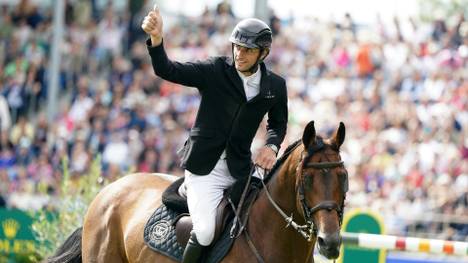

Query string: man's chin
[235,66,245,71]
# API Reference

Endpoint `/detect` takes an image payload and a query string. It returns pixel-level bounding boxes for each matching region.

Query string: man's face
[233,44,261,74]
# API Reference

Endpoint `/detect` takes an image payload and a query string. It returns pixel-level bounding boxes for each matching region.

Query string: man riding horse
[142,6,288,263]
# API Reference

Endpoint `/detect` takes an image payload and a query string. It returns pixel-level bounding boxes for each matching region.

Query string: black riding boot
[182,232,205,263]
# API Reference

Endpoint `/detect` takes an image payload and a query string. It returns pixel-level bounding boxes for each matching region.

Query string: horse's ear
[302,121,316,147]
[332,122,346,149]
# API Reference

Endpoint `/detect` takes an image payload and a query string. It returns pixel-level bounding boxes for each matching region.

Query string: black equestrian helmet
[229,18,272,49]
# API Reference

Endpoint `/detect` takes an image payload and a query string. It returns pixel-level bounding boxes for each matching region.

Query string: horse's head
[297,121,347,259]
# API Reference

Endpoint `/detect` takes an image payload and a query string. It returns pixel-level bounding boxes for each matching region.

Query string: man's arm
[254,79,288,170]
[265,80,288,150]
[142,5,212,88]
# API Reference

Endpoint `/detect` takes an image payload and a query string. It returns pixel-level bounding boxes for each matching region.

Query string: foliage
[29,156,107,262]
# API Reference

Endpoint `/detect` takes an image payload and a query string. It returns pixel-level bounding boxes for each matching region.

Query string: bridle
[259,139,347,242]
[296,158,346,241]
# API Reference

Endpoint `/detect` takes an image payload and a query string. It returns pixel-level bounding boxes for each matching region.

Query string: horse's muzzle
[317,232,342,259]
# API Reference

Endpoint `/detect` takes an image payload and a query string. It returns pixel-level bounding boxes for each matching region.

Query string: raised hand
[141,4,163,46]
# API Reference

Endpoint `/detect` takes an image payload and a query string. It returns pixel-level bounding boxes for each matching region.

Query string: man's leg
[183,159,235,262]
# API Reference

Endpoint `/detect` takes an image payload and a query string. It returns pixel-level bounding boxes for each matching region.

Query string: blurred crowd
[0,0,466,241]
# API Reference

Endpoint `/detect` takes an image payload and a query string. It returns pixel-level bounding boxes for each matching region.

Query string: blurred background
[0,0,466,262]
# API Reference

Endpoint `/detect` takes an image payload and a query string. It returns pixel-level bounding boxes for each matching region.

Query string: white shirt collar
[236,67,261,101]
[237,66,261,85]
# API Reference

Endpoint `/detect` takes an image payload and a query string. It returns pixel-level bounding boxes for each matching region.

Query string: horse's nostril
[318,233,341,249]
[317,236,326,247]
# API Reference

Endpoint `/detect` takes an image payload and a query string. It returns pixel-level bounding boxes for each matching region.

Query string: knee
[192,221,215,246]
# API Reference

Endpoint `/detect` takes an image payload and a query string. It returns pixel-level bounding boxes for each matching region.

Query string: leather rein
[260,158,345,242]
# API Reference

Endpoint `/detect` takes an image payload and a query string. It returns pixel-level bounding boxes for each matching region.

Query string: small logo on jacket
[264,90,275,99]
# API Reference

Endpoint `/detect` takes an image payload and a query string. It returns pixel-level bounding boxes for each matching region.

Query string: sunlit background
[0,0,466,262]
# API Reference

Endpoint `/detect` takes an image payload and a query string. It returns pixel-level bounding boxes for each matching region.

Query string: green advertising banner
[338,209,386,263]
[0,209,38,261]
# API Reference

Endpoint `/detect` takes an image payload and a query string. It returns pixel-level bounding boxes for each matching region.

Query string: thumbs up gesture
[142,4,163,46]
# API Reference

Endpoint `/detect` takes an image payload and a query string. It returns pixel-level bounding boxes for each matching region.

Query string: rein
[260,159,345,242]
[259,167,314,240]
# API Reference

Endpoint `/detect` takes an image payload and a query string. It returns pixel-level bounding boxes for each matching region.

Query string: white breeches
[184,158,264,246]
[184,158,236,246]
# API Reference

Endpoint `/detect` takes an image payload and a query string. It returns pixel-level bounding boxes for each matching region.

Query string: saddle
[144,176,261,262]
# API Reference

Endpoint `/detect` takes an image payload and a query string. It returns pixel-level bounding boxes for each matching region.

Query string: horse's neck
[246,148,315,262]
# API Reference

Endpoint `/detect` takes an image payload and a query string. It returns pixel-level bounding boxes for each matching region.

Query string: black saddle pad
[144,204,235,263]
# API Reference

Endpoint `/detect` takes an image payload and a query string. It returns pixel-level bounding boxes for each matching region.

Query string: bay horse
[48,121,348,263]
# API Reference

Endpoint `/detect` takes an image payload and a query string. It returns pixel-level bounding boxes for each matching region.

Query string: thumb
[153,4,160,14]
